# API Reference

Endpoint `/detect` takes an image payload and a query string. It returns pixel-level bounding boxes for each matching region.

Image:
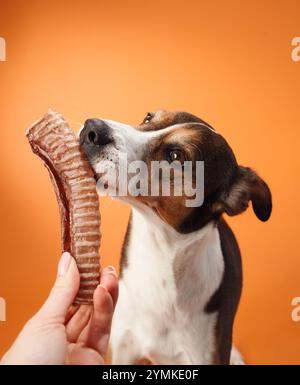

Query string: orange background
[0,0,299,364]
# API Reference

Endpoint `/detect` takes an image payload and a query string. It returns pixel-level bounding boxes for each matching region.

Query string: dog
[79,110,272,364]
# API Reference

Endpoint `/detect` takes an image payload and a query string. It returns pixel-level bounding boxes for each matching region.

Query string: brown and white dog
[80,110,272,365]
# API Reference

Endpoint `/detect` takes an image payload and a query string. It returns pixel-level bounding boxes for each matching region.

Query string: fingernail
[58,252,71,276]
[106,265,116,273]
[97,283,108,292]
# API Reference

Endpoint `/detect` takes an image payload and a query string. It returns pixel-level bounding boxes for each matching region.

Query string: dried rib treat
[26,110,100,305]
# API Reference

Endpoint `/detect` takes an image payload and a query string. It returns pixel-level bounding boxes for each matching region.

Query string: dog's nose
[80,119,113,147]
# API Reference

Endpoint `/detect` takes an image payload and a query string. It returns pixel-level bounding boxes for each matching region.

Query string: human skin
[1,252,118,365]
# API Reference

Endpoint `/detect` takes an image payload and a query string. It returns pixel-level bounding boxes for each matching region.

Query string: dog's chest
[111,209,225,364]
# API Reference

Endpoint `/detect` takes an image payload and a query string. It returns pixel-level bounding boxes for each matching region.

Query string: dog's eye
[167,149,186,164]
[142,112,153,124]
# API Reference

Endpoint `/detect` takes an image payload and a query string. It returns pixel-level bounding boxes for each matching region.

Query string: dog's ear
[218,166,272,221]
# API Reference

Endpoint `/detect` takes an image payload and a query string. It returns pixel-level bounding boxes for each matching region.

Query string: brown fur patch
[138,110,214,132]
[129,110,270,233]
[134,124,215,231]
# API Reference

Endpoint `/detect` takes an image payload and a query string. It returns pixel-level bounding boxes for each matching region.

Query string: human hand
[1,252,118,365]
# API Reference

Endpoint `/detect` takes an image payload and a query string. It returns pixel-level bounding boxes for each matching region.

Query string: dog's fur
[80,110,272,364]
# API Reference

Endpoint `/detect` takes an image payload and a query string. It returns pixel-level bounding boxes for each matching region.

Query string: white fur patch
[110,208,225,364]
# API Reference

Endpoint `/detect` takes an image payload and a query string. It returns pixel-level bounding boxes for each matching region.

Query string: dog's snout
[80,119,113,147]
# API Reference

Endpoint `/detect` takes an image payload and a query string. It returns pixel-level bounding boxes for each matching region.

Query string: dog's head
[80,110,272,233]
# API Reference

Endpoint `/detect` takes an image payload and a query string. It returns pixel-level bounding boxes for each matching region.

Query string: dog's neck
[123,206,224,309]
[116,206,225,364]
[131,205,214,253]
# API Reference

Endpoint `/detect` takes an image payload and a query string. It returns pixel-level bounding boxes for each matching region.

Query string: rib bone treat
[26,110,100,305]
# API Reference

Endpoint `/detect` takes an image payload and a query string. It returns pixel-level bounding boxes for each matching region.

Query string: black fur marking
[205,217,242,364]
[120,212,132,277]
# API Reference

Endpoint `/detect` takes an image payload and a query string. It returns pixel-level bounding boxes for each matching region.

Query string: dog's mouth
[81,150,121,195]
[89,161,100,182]
[80,147,98,181]
[80,141,109,180]
[85,158,109,184]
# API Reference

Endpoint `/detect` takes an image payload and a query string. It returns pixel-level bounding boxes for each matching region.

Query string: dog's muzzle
[80,118,115,161]
[80,118,114,147]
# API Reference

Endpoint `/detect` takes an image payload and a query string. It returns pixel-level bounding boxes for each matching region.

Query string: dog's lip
[91,168,99,182]
[95,173,110,192]
[95,171,106,180]
[79,143,98,181]
[85,157,98,181]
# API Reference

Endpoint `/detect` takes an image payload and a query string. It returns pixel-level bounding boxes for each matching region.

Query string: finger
[86,284,114,355]
[74,266,118,347]
[66,305,93,343]
[65,304,80,325]
[100,266,119,308]
[64,265,118,326]
[84,266,119,354]
[75,292,104,345]
[36,253,80,323]
[66,343,104,365]
[77,315,92,343]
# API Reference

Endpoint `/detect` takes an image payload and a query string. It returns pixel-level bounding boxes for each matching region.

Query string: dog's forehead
[138,110,215,133]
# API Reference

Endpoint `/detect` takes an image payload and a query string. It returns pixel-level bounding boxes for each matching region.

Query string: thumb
[36,252,80,322]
